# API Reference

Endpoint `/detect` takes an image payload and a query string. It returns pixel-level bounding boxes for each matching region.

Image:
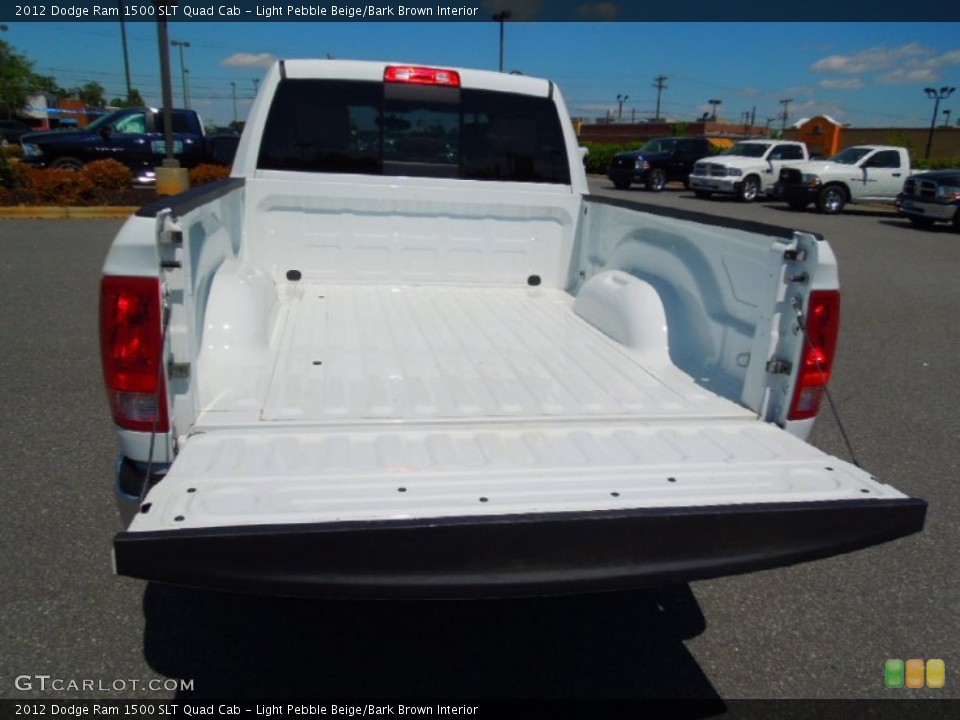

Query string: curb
[0,206,140,220]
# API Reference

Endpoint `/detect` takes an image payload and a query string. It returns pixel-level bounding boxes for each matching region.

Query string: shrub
[81,158,133,190]
[0,153,15,190]
[913,157,960,170]
[580,142,632,175]
[0,155,32,190]
[189,163,231,186]
[2,143,24,159]
[27,167,94,204]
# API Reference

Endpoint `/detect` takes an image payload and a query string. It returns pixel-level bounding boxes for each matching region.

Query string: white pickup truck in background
[688,140,810,202]
[100,60,925,598]
[775,145,913,214]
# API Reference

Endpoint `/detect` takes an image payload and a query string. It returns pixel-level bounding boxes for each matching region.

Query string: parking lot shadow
[759,202,898,219]
[142,582,725,706]
[877,218,958,233]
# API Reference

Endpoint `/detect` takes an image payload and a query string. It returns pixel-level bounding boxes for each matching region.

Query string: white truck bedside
[100,60,925,598]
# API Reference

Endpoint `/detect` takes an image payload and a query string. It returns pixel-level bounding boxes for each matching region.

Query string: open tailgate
[114,422,925,597]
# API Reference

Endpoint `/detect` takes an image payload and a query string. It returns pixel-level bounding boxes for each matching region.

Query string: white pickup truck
[776,146,913,214]
[101,60,924,598]
[688,140,810,202]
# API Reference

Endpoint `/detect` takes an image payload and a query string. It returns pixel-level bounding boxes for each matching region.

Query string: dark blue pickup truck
[20,107,238,184]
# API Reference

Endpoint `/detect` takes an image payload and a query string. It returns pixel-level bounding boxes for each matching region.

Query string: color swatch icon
[885,659,904,688]
[927,659,946,689]
[906,659,925,688]
[886,658,945,689]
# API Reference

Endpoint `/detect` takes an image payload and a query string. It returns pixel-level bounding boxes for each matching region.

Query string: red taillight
[788,290,840,421]
[384,65,461,87]
[99,276,168,433]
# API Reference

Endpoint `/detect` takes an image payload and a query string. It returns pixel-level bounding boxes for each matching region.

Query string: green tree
[79,81,107,108]
[109,89,146,108]
[0,39,37,119]
[31,73,68,99]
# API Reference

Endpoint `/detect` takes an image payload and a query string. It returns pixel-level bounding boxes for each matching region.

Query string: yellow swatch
[926,659,945,689]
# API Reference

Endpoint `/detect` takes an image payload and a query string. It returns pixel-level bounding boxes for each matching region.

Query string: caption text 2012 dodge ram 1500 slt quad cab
[100,60,925,598]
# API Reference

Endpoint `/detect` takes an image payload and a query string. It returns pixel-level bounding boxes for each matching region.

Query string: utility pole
[779,98,793,130]
[617,94,629,121]
[230,81,237,124]
[492,10,511,72]
[653,75,667,121]
[924,87,955,159]
[171,39,190,108]
[155,14,175,162]
[118,1,132,101]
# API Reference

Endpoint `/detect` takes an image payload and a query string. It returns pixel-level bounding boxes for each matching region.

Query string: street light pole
[708,99,722,121]
[171,39,190,108]
[617,94,629,121]
[492,10,511,72]
[924,86,955,159]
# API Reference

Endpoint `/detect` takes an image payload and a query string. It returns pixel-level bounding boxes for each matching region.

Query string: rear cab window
[257,78,571,184]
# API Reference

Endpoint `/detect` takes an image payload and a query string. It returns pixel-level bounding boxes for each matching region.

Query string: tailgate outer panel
[114,497,926,598]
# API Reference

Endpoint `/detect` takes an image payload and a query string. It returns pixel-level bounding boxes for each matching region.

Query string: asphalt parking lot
[0,184,957,704]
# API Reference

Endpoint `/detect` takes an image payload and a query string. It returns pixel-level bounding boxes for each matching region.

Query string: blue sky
[4,18,959,129]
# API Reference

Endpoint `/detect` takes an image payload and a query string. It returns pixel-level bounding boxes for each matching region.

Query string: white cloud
[577,3,621,19]
[811,43,960,87]
[220,52,278,69]
[878,67,938,85]
[819,78,864,90]
[811,42,929,74]
[931,49,960,67]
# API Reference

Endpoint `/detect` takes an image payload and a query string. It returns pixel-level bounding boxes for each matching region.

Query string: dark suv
[607,136,715,191]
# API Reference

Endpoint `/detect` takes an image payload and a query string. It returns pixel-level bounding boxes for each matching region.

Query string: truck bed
[118,281,923,597]
[205,283,750,425]
[109,60,925,597]
[144,282,906,531]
